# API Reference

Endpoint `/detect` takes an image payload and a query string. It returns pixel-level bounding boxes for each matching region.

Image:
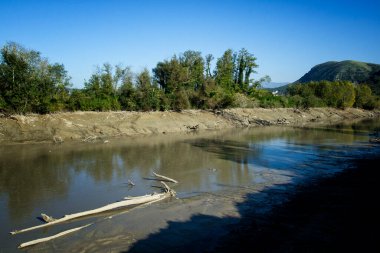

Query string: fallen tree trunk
[153,171,178,183]
[11,185,172,235]
[18,223,92,249]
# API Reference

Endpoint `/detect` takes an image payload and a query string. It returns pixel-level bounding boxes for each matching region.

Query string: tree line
[286,81,379,109]
[0,42,379,114]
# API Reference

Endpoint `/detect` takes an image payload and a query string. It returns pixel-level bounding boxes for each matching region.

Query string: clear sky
[1,0,380,87]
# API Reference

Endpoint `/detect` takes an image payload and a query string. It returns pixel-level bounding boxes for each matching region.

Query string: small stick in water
[152,171,178,184]
[128,179,135,186]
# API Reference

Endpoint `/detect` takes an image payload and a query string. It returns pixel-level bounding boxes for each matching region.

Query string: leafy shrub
[232,93,258,108]
[173,89,191,111]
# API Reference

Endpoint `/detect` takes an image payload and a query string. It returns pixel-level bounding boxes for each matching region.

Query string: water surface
[1,118,380,251]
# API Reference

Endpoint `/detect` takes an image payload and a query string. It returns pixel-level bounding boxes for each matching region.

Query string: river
[1,118,380,252]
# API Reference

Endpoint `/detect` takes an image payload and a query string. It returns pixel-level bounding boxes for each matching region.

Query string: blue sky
[1,0,380,87]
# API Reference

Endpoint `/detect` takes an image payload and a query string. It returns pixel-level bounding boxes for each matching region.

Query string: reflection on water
[1,118,380,251]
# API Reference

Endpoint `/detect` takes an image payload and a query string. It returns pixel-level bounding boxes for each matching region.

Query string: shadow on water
[127,154,380,253]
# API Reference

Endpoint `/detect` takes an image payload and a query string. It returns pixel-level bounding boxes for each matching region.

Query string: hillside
[296,60,380,94]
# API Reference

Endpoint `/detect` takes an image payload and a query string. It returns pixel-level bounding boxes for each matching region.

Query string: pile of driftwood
[11,171,178,249]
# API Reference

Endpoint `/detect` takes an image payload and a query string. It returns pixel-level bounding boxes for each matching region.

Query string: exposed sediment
[0,108,378,144]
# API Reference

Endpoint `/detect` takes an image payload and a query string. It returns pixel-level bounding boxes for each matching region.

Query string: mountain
[262,82,289,89]
[296,60,380,94]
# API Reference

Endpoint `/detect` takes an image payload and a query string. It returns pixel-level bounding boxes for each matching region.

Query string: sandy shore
[0,108,378,144]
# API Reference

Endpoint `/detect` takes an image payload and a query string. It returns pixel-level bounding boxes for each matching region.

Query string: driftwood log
[18,223,92,249]
[11,182,174,235]
[12,173,178,250]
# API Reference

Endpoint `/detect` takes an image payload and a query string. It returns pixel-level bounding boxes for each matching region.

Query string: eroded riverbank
[0,108,378,144]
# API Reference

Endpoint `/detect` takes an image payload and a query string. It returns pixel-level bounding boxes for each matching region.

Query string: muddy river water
[1,118,380,252]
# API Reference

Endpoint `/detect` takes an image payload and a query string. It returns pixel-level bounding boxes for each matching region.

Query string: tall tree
[234,48,258,92]
[179,50,205,90]
[244,54,258,88]
[153,56,187,94]
[136,68,161,111]
[117,66,137,111]
[205,54,214,78]
[84,63,121,111]
[215,49,235,91]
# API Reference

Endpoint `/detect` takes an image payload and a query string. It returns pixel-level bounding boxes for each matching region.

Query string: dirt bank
[0,108,378,144]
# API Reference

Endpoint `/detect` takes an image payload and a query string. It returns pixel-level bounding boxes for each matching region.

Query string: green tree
[334,81,355,109]
[287,81,356,109]
[0,42,71,113]
[67,89,90,111]
[179,50,205,90]
[244,54,258,88]
[135,69,161,111]
[118,67,137,111]
[215,49,235,91]
[153,56,187,94]
[235,48,258,92]
[205,54,214,78]
[354,84,373,109]
[172,88,191,111]
[83,63,121,111]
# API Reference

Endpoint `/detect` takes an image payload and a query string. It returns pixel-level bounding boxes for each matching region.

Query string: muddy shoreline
[0,108,378,144]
